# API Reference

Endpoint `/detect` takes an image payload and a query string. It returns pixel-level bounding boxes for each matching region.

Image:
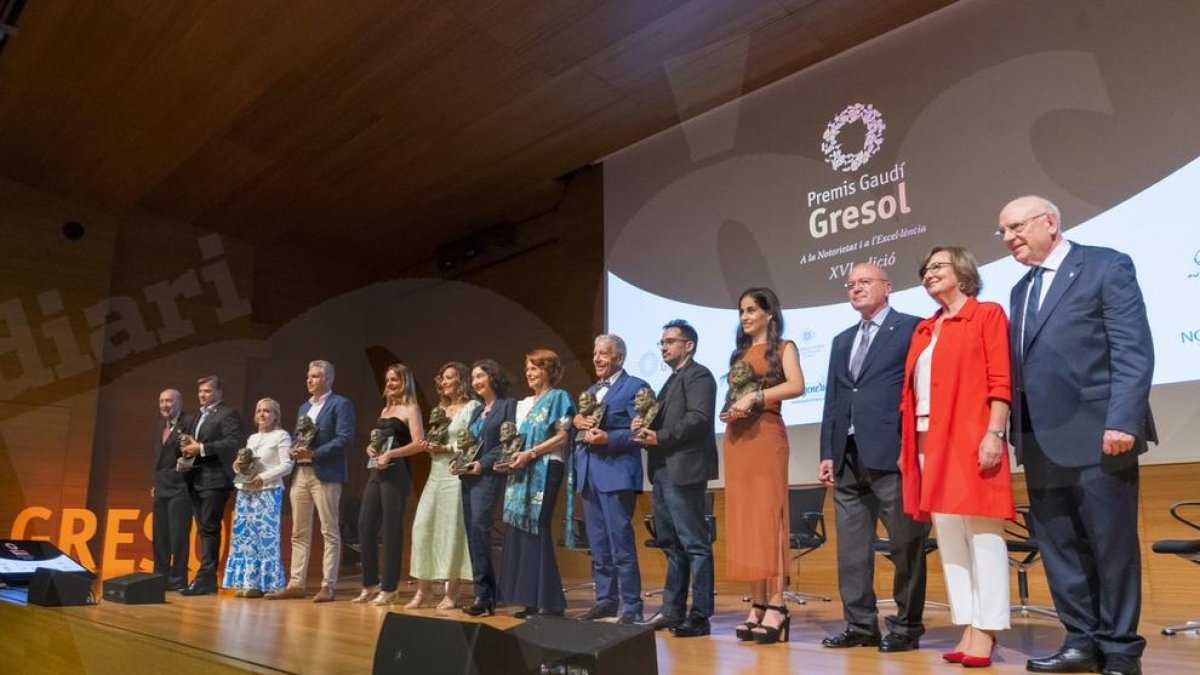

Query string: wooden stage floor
[3,579,1198,674]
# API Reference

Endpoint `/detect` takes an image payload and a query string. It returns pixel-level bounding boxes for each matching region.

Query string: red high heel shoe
[942,651,964,664]
[960,634,997,668]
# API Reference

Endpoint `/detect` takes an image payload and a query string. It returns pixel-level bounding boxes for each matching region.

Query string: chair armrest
[803,511,827,543]
[1169,501,1200,532]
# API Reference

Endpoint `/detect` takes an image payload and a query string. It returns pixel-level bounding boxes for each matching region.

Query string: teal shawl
[502,389,573,534]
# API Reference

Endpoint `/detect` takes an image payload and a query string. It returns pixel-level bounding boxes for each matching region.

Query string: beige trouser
[288,465,342,589]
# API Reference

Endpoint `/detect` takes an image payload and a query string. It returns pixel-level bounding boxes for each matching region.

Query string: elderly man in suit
[267,359,355,602]
[179,375,245,596]
[634,319,719,638]
[152,388,193,591]
[1000,195,1155,675]
[574,334,651,624]
[818,263,931,652]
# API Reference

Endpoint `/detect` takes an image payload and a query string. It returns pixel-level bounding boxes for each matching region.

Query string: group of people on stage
[150,194,1154,674]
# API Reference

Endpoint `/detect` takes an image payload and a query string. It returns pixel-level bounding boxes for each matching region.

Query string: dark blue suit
[1010,242,1156,659]
[461,398,516,602]
[820,306,930,639]
[574,370,648,615]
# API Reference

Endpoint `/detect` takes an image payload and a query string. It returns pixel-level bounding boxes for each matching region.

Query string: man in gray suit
[819,263,930,652]
[634,319,718,638]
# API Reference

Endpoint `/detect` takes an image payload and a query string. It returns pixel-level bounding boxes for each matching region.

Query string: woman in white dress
[406,362,478,609]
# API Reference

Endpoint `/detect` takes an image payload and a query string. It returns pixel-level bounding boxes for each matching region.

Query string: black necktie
[1023,267,1045,353]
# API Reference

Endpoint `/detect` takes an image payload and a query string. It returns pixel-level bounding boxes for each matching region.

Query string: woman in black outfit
[352,362,425,606]
[453,359,517,616]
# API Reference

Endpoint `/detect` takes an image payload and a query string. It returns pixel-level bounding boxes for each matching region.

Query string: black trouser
[188,487,230,585]
[153,491,193,586]
[358,465,410,592]
[833,436,931,638]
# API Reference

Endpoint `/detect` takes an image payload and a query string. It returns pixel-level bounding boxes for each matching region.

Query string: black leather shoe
[179,581,217,596]
[462,597,495,617]
[641,612,682,631]
[1100,655,1141,675]
[577,604,618,621]
[1026,647,1102,673]
[879,632,920,652]
[513,606,537,619]
[822,628,882,648]
[670,616,711,638]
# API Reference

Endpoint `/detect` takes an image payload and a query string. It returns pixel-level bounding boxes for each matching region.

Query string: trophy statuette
[426,406,450,447]
[575,390,607,442]
[723,359,762,414]
[493,421,526,470]
[449,428,481,473]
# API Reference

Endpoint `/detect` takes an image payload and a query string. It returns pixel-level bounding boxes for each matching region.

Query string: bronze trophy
[233,445,260,486]
[426,406,450,447]
[575,390,607,443]
[493,421,526,470]
[449,428,481,473]
[175,433,196,472]
[722,359,762,414]
[367,428,392,469]
[632,386,660,431]
[293,416,317,450]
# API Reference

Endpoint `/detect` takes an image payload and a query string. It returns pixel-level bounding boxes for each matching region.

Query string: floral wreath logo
[821,103,886,172]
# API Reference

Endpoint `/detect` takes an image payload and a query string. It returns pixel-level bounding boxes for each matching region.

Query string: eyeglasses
[919,261,952,277]
[843,278,885,290]
[995,212,1050,238]
[657,338,691,347]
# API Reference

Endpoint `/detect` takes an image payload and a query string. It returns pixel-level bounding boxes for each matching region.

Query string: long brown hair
[730,287,786,387]
[435,361,474,406]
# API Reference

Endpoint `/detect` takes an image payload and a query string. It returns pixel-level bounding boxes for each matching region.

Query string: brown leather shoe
[264,586,306,600]
[311,586,336,603]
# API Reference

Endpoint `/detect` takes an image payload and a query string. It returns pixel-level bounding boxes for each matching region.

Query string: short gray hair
[594,334,627,358]
[308,359,335,384]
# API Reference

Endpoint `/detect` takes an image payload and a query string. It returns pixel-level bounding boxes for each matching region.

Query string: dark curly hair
[470,359,513,399]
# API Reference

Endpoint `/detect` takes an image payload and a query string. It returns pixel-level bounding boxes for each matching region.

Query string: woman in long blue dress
[496,349,574,617]
[223,398,294,597]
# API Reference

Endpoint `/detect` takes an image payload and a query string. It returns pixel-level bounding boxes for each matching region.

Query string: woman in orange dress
[899,246,1014,668]
[722,287,806,644]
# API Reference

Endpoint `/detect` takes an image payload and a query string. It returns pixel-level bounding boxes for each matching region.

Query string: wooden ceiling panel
[0,0,958,268]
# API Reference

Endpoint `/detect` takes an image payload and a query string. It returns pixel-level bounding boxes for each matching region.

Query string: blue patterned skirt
[222,487,287,592]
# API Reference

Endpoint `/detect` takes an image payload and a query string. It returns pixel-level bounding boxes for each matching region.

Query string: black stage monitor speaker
[103,571,166,604]
[28,567,93,607]
[373,614,525,675]
[508,616,658,675]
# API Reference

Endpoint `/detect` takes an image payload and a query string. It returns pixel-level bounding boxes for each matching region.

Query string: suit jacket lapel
[855,312,901,381]
[1026,245,1083,351]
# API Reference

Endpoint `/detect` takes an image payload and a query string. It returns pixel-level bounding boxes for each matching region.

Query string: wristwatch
[987,428,1006,440]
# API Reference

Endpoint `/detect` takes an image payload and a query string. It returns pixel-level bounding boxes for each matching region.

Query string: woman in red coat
[899,246,1014,668]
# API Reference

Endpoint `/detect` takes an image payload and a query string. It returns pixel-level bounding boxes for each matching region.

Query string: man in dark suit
[818,263,930,652]
[152,388,192,591]
[634,319,718,638]
[1000,195,1156,675]
[179,375,245,595]
[266,359,355,602]
[574,334,650,624]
